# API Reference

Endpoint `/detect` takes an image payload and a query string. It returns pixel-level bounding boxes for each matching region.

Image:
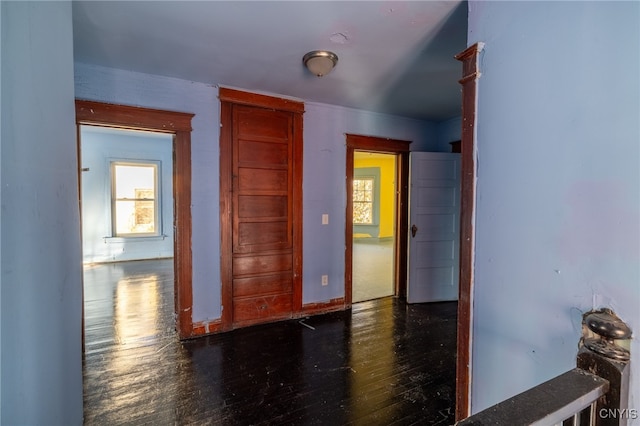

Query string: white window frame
[353,176,375,225]
[110,160,161,238]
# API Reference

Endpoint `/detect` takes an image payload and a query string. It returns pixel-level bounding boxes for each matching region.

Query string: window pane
[114,165,155,199]
[353,177,374,224]
[114,200,156,234]
[113,163,158,236]
[353,202,372,224]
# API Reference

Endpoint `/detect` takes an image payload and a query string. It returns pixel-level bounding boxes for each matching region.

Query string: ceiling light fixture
[302,50,338,77]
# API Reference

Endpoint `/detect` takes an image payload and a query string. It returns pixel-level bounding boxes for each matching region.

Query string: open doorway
[80,126,173,263]
[345,135,411,307]
[352,152,397,303]
[79,125,176,354]
[75,100,194,339]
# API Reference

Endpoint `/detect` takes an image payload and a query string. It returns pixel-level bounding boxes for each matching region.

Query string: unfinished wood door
[232,104,294,325]
[220,88,304,330]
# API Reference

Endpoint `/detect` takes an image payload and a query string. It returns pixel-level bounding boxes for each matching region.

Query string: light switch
[322,214,329,225]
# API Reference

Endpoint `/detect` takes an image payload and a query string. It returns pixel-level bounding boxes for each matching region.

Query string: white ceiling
[72,1,467,122]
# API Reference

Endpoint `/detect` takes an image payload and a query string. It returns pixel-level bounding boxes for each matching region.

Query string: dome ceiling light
[302,50,339,77]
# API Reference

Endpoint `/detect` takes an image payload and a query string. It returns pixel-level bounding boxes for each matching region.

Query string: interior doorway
[80,126,174,263]
[345,135,411,307]
[79,125,176,353]
[75,100,194,339]
[352,151,397,303]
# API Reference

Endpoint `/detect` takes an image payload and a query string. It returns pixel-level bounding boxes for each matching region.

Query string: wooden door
[220,88,303,329]
[407,152,461,303]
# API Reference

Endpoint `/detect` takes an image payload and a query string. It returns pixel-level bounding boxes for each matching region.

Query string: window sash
[111,161,160,237]
[353,177,374,224]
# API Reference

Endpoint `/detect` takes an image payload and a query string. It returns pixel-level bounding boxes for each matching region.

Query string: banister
[456,308,631,426]
[455,368,608,426]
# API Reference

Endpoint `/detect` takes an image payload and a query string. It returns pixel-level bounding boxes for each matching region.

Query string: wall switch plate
[322,214,329,225]
[321,275,328,286]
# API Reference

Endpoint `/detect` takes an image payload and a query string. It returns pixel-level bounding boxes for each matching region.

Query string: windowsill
[104,235,168,242]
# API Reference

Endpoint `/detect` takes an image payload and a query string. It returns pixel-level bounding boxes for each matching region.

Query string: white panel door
[407,152,461,303]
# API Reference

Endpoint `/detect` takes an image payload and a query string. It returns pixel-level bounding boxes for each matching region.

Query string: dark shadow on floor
[83,260,457,425]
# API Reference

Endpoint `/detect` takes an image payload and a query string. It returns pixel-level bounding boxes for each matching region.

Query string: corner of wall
[435,116,462,152]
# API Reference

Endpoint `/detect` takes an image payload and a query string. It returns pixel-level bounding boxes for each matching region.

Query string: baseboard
[186,298,347,338]
[353,236,394,244]
[190,319,223,337]
[299,297,346,316]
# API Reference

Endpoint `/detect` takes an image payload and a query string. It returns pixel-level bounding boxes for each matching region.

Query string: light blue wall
[75,64,439,317]
[436,116,462,152]
[1,2,83,424]
[75,63,221,322]
[80,127,174,263]
[468,0,640,416]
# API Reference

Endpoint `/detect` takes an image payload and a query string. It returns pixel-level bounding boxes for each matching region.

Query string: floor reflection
[83,259,181,424]
[114,274,159,344]
[83,259,456,425]
[349,302,396,423]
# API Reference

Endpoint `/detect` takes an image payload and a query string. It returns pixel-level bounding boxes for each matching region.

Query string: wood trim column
[454,42,484,421]
[173,129,193,339]
[219,100,234,330]
[345,146,354,307]
[292,112,304,313]
[396,152,410,299]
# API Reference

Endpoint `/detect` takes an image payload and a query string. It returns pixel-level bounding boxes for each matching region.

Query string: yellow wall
[354,154,396,238]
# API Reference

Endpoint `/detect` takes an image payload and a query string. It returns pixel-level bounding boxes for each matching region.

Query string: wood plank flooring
[83,259,457,425]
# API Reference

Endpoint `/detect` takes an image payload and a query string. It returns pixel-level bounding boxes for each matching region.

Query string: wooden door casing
[345,134,411,308]
[75,100,194,339]
[220,88,304,330]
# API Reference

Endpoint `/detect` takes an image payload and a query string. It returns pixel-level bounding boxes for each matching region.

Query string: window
[111,162,159,236]
[353,177,374,224]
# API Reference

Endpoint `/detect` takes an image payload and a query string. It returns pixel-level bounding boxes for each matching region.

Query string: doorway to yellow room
[351,151,397,303]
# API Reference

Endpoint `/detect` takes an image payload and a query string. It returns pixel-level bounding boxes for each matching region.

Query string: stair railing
[456,308,632,426]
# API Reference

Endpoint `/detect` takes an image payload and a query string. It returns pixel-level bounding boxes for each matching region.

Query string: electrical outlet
[321,275,328,286]
[322,214,329,225]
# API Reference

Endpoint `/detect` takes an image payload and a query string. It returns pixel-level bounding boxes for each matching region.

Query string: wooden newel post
[577,309,632,426]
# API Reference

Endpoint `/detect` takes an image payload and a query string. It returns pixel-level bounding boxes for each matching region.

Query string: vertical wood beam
[292,112,304,313]
[219,100,234,330]
[455,42,484,421]
[173,129,193,339]
[396,152,410,299]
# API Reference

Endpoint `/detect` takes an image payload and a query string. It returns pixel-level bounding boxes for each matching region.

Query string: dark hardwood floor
[83,259,457,425]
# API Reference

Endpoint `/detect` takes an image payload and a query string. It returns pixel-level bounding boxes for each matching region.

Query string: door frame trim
[455,42,483,421]
[218,87,304,331]
[75,99,195,340]
[345,134,411,307]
